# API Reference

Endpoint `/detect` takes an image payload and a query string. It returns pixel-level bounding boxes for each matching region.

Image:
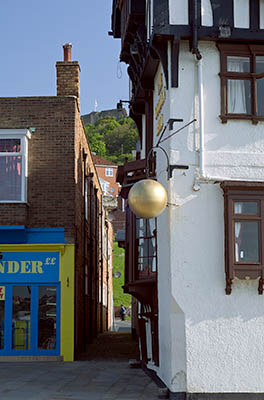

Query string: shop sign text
[0,252,60,283]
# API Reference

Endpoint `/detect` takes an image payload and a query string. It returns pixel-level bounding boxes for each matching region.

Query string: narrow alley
[0,321,161,400]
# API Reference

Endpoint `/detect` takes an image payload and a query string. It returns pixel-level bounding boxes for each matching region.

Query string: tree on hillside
[85,123,106,157]
[85,116,138,164]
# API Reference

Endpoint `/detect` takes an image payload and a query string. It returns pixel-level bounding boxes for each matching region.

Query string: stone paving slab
[0,361,159,399]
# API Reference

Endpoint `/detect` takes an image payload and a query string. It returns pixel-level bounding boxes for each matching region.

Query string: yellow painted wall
[60,244,74,361]
[0,243,75,361]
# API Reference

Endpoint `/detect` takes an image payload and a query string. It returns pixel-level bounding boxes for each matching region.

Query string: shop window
[136,217,157,279]
[221,182,264,294]
[0,129,31,202]
[217,44,264,124]
[105,167,114,177]
[38,286,57,350]
[12,286,31,350]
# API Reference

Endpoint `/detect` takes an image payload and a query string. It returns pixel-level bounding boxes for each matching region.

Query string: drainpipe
[196,57,246,184]
[192,0,239,185]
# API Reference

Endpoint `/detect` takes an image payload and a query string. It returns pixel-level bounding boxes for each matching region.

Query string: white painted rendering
[201,0,213,27]
[260,0,264,29]
[234,0,250,28]
[169,0,188,25]
[145,41,264,393]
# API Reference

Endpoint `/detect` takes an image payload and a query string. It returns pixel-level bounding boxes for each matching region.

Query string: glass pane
[257,78,264,116]
[0,155,22,201]
[12,286,31,350]
[256,56,264,74]
[201,0,213,27]
[235,221,259,262]
[234,201,259,215]
[227,79,251,114]
[227,56,250,72]
[38,286,57,350]
[0,139,20,152]
[0,286,5,350]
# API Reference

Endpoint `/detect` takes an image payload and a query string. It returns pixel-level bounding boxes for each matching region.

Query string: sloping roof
[92,154,117,167]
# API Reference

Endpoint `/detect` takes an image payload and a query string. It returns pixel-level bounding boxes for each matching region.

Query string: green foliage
[85,116,138,165]
[85,124,106,157]
[112,241,131,307]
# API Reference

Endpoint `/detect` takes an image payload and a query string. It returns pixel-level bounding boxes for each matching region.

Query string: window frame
[135,216,157,280]
[217,43,264,124]
[0,129,31,203]
[221,181,264,294]
[105,167,114,177]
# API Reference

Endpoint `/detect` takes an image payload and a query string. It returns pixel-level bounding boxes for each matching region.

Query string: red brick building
[92,155,125,235]
[0,44,113,361]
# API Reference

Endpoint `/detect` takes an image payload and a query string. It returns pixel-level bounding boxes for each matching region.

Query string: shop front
[0,243,74,361]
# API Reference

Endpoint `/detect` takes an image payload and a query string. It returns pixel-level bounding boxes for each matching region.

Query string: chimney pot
[63,43,72,62]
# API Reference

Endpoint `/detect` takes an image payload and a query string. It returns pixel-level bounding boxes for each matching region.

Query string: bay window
[221,182,264,294]
[0,129,31,202]
[218,44,264,123]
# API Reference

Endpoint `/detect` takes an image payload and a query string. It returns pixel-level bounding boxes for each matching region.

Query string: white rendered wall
[153,41,264,393]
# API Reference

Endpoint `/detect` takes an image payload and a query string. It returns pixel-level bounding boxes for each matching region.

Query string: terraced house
[112,0,264,398]
[0,44,113,361]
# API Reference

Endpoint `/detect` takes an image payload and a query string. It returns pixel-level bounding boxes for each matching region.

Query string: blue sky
[0,1,129,115]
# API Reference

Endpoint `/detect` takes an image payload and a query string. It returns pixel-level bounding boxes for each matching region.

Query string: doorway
[0,284,60,355]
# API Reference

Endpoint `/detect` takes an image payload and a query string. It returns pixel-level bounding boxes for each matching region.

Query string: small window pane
[0,139,21,152]
[257,78,264,116]
[105,168,113,177]
[12,286,31,350]
[234,201,259,215]
[227,56,250,73]
[38,286,57,350]
[235,221,259,262]
[227,79,251,114]
[260,0,264,29]
[256,56,264,74]
[233,0,250,28]
[201,0,213,27]
[0,155,22,201]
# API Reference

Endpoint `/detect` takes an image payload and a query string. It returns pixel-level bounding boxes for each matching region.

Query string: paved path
[0,360,159,399]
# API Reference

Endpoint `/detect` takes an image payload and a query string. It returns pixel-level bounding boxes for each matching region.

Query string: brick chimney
[56,43,81,110]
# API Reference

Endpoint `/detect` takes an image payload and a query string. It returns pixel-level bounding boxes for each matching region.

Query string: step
[0,356,63,362]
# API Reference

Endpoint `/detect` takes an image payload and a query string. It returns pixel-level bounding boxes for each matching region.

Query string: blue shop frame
[0,284,60,356]
[0,251,61,356]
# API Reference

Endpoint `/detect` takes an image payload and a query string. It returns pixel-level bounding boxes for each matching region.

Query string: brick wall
[0,96,76,242]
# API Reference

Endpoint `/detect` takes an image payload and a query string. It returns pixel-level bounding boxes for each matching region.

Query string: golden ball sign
[128,179,167,219]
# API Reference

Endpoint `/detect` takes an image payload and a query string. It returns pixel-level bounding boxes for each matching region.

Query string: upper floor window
[201,0,213,27]
[0,129,31,202]
[218,44,264,124]
[100,179,110,195]
[221,181,264,295]
[136,217,157,279]
[105,167,114,177]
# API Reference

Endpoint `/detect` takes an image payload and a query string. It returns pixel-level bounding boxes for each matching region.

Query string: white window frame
[0,129,31,203]
[105,167,114,177]
[85,178,88,220]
